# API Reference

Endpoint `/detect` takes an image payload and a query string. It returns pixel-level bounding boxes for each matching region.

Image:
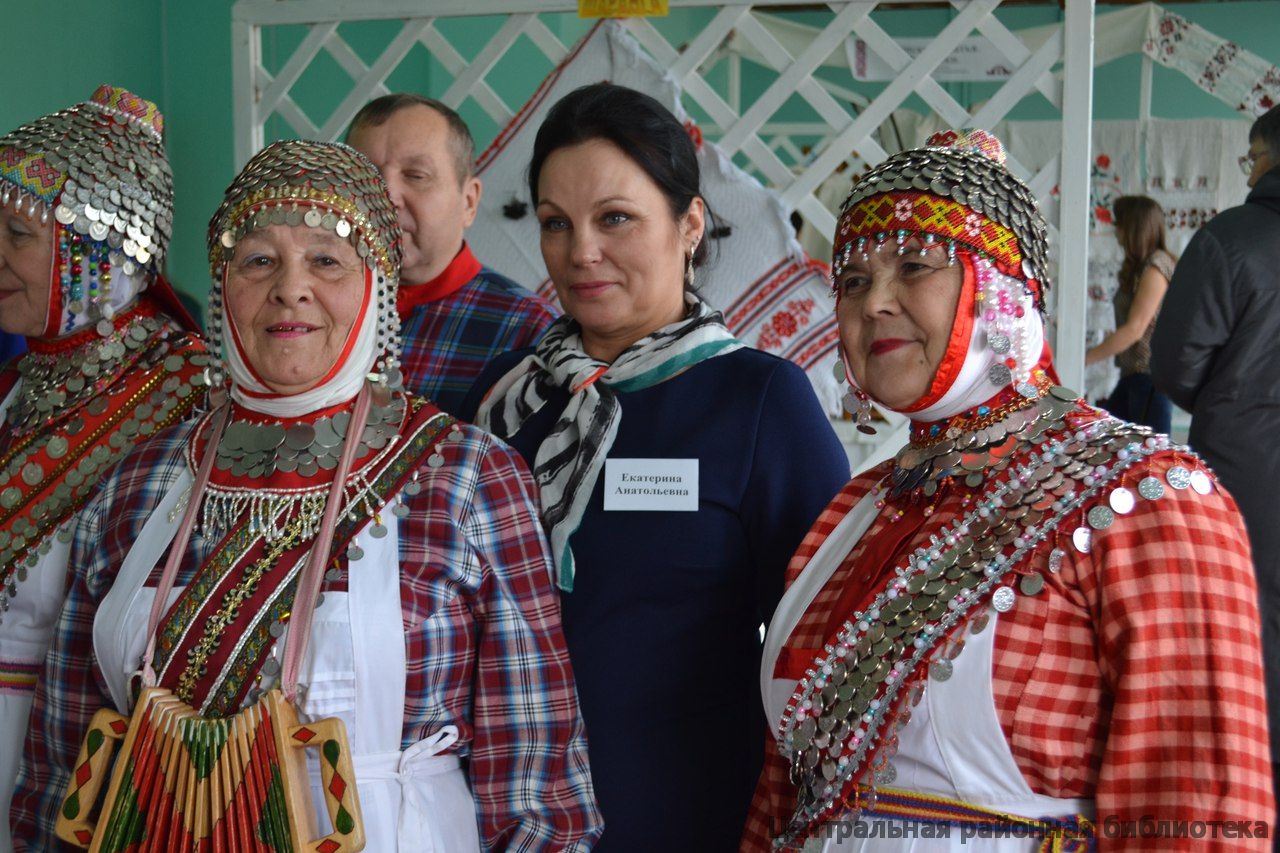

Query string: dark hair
[527,82,712,268]
[346,93,475,182]
[1112,195,1169,292]
[1250,104,1280,162]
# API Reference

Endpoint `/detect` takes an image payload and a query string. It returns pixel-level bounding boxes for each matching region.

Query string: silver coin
[1019,572,1045,596]
[1166,466,1192,490]
[930,659,953,681]
[988,333,1011,354]
[284,423,316,450]
[1189,469,1213,495]
[314,419,340,449]
[1138,476,1165,501]
[1108,487,1135,515]
[1087,505,1114,530]
[991,586,1016,612]
[21,462,44,486]
[259,423,286,450]
[1048,547,1066,573]
[987,364,1012,386]
[1072,527,1092,554]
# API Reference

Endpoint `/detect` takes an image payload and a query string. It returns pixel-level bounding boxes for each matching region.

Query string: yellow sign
[578,0,668,18]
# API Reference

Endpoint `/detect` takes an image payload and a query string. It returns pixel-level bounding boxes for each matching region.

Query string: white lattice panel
[231,0,1094,471]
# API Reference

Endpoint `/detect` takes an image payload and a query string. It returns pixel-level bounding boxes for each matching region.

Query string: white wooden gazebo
[229,0,1097,466]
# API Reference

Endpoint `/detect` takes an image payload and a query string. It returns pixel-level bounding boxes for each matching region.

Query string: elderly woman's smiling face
[224,223,366,395]
[835,237,964,410]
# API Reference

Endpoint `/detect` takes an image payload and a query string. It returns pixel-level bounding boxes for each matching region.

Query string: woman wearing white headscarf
[744,130,1273,851]
[11,140,601,852]
[0,86,205,853]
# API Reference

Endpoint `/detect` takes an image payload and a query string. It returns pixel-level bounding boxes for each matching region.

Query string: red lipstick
[869,338,912,356]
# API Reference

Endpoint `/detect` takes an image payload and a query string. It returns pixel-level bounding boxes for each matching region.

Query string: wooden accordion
[55,687,366,853]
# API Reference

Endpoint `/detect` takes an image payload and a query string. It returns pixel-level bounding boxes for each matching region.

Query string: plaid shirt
[11,414,603,851]
[744,449,1274,851]
[399,259,558,417]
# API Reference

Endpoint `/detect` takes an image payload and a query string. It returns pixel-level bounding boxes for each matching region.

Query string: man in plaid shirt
[348,94,558,416]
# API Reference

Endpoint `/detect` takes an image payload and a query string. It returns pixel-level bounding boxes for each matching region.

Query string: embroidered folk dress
[0,300,206,853]
[742,387,1275,852]
[10,396,603,851]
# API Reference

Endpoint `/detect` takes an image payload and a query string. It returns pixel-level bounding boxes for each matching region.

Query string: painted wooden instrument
[55,687,364,853]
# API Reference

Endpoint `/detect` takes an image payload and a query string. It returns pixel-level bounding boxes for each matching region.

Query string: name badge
[603,458,698,512]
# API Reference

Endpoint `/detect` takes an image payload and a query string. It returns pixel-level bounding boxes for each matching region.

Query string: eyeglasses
[1240,150,1262,175]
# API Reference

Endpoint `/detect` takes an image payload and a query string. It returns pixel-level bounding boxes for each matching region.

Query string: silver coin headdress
[205,140,404,395]
[0,84,173,336]
[833,128,1051,313]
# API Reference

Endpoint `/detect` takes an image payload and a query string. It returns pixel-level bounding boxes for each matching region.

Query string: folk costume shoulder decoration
[0,83,205,627]
[745,130,1273,851]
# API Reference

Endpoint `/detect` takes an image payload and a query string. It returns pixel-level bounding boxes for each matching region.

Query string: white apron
[762,491,1093,852]
[0,383,75,853]
[94,475,481,851]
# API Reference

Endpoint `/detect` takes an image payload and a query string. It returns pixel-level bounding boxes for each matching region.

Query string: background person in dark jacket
[1151,103,1280,796]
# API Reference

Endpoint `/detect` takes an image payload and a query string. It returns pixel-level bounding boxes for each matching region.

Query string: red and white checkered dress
[743,444,1274,851]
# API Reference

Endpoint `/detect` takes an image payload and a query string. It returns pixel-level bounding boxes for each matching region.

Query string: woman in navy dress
[462,82,850,850]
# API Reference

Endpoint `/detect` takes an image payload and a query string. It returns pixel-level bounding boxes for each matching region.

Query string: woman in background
[463,82,849,850]
[1086,195,1176,433]
[0,86,205,853]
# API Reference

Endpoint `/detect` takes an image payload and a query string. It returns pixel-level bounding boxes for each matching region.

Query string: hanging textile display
[1143,8,1280,117]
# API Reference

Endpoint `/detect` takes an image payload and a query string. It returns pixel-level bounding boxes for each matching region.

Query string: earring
[835,354,876,435]
[685,239,700,289]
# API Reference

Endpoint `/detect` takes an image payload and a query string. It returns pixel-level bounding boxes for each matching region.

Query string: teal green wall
[1,1,1277,312]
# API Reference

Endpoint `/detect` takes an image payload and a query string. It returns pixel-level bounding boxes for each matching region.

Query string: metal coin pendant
[930,659,953,681]
[1072,527,1092,554]
[1189,469,1213,495]
[1108,487,1135,515]
[1086,505,1114,530]
[1019,572,1045,596]
[991,586,1016,612]
[21,463,44,487]
[1166,466,1192,490]
[1137,476,1165,501]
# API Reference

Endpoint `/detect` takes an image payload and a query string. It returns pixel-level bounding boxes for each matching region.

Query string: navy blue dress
[461,347,849,851]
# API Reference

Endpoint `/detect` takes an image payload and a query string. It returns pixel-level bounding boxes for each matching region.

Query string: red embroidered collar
[396,242,482,316]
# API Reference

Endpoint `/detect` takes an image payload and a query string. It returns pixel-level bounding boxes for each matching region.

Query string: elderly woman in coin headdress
[0,85,206,853]
[11,140,602,851]
[742,130,1274,851]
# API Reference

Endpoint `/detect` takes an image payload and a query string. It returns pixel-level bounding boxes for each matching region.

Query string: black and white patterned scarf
[475,295,742,590]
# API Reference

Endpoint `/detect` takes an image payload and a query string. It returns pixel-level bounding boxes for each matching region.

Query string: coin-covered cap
[832,128,1051,312]
[207,139,401,284]
[0,84,173,273]
[205,140,404,417]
